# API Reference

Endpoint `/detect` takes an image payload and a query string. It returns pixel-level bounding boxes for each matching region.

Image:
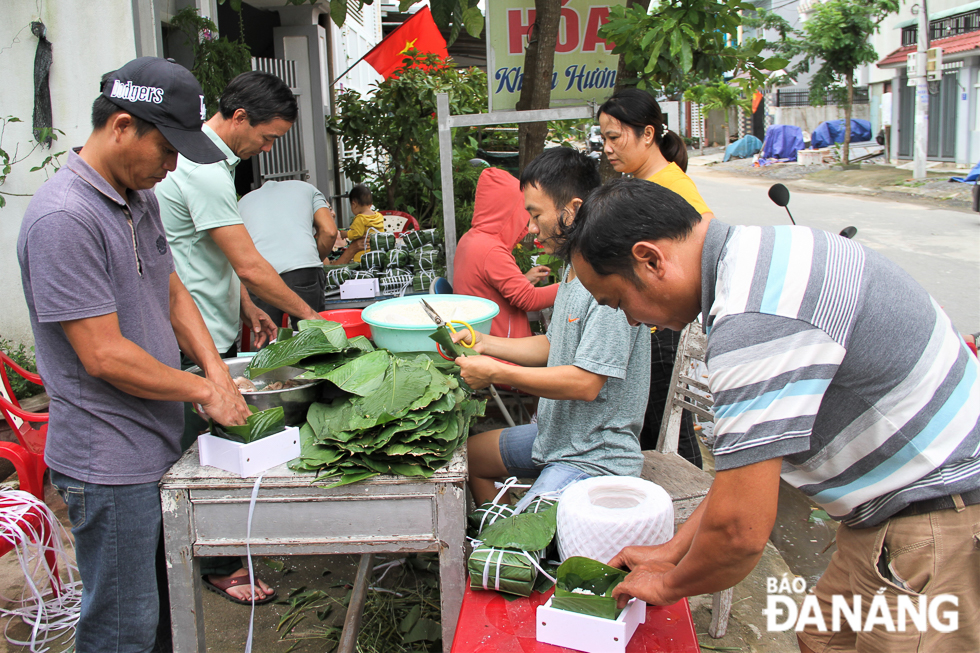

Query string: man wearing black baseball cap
[17,56,251,651]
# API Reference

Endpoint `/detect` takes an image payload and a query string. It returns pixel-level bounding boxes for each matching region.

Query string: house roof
[877,30,980,67]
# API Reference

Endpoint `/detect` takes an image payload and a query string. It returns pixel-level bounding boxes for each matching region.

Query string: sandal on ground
[202,574,278,606]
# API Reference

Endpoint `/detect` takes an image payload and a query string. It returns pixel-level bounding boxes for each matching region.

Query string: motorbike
[768,183,857,239]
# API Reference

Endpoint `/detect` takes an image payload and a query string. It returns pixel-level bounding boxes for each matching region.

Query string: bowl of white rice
[361,295,500,353]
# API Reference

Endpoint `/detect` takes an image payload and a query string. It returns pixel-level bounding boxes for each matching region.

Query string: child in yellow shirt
[343,184,384,262]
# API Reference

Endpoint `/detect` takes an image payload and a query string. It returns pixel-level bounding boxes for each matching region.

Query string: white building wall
[0,0,139,345]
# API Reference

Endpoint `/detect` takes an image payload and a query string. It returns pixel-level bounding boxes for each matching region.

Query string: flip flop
[202,574,278,606]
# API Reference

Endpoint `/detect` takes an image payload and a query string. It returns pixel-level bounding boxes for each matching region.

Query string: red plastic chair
[379,210,420,236]
[0,441,62,596]
[0,352,48,499]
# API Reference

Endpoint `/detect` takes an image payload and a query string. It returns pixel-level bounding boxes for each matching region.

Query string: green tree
[328,52,487,231]
[598,0,787,95]
[748,0,898,164]
[792,0,898,164]
[701,82,750,147]
[168,7,252,116]
[682,85,710,155]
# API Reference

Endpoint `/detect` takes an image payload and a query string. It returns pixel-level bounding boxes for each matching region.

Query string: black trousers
[639,328,703,469]
[249,266,326,329]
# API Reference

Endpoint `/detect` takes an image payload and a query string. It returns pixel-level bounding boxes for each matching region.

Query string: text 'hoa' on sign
[486,1,628,112]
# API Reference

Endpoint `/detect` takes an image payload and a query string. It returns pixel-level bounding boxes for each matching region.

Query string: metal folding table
[160,443,468,653]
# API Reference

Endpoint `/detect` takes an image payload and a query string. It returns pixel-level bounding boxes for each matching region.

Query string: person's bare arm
[323,237,364,266]
[208,224,319,321]
[456,357,606,401]
[451,329,551,367]
[168,272,240,398]
[611,458,782,607]
[61,313,251,426]
[240,285,279,348]
[313,207,339,260]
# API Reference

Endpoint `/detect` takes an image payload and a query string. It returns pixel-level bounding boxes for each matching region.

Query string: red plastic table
[450,585,700,653]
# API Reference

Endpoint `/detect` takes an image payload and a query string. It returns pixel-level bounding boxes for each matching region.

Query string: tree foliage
[598,0,788,95]
[690,82,750,146]
[273,0,484,44]
[168,7,252,116]
[750,0,898,163]
[328,52,486,231]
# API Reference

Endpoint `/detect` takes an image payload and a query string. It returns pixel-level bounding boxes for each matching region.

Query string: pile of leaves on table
[467,495,632,620]
[235,319,484,486]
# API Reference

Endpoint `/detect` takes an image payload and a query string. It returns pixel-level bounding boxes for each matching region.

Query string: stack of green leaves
[289,349,485,487]
[551,557,629,620]
[210,405,285,444]
[467,501,558,597]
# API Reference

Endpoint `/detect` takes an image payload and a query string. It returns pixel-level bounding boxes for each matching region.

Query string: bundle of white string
[0,488,82,652]
[556,476,673,564]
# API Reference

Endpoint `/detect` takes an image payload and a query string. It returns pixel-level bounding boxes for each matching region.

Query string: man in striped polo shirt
[559,178,979,651]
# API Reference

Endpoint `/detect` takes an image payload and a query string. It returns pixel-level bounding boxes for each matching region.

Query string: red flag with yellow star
[364,6,448,79]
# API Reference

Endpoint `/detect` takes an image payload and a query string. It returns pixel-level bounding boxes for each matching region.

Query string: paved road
[688,168,980,333]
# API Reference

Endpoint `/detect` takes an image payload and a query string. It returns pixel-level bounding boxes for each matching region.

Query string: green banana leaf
[277,327,294,341]
[428,325,476,360]
[468,502,515,538]
[551,556,629,620]
[479,503,557,552]
[296,319,349,349]
[246,328,346,378]
[467,545,538,597]
[346,336,375,352]
[322,349,390,396]
[210,405,285,444]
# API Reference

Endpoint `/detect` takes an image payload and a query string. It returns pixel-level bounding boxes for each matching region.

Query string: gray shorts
[498,423,592,513]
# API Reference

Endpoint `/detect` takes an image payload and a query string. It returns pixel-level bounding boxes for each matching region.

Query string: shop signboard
[486,0,627,112]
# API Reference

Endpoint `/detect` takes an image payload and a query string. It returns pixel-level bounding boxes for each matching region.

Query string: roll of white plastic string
[557,476,674,564]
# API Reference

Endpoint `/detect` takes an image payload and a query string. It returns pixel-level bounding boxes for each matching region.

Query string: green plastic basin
[361,295,499,353]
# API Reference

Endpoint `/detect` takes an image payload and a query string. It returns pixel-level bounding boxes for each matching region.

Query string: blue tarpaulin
[950,158,980,183]
[761,125,804,161]
[723,135,763,162]
[810,119,872,149]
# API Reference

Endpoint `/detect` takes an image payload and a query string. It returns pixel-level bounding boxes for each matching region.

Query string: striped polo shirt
[701,220,980,527]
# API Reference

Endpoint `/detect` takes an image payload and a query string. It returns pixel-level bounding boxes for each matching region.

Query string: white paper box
[536,596,646,653]
[198,426,301,478]
[340,278,379,299]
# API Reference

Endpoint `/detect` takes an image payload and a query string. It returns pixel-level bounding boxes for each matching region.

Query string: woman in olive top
[595,88,713,468]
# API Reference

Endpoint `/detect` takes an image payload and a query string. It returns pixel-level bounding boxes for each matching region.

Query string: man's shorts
[798,502,980,653]
[498,423,592,513]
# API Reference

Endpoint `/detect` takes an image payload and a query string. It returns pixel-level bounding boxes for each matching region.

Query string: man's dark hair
[557,178,701,285]
[519,147,600,212]
[92,72,154,136]
[218,71,298,124]
[349,184,372,206]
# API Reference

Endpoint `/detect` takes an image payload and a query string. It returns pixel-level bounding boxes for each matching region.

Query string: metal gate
[898,70,958,160]
[250,57,308,187]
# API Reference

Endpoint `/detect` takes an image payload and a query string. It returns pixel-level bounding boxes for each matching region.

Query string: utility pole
[912,0,930,179]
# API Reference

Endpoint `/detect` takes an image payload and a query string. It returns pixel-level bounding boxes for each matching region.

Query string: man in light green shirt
[156,70,321,605]
[157,71,320,357]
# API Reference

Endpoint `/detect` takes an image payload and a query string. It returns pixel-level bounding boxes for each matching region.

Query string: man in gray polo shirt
[17,57,250,652]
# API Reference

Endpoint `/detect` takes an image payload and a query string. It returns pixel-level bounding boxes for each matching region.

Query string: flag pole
[331,51,372,88]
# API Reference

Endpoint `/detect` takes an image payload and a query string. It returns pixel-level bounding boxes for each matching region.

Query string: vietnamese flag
[364,6,449,79]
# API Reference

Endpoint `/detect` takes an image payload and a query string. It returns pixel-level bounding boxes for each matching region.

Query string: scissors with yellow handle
[420,299,476,348]
[420,298,515,427]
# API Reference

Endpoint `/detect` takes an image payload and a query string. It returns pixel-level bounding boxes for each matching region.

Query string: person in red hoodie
[455,167,559,339]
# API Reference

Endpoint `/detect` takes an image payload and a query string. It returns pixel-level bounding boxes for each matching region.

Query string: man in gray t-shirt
[454,148,650,511]
[239,180,338,328]
[17,58,250,651]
